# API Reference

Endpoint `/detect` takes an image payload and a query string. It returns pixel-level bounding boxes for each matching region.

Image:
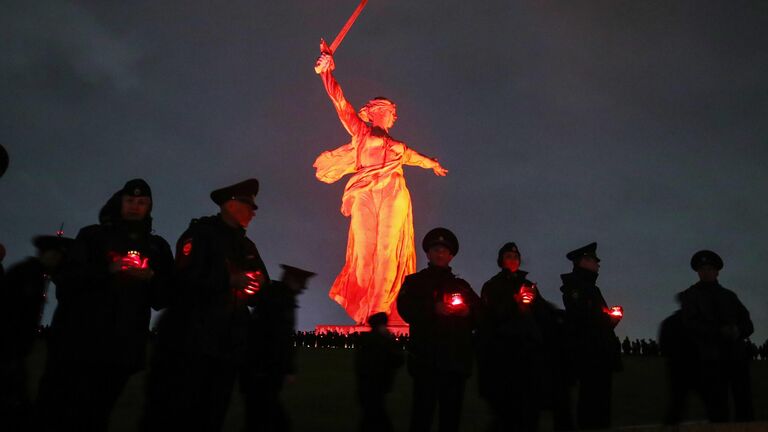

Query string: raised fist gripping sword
[320,0,368,54]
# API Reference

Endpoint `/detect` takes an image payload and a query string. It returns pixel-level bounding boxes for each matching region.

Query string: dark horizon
[1,1,766,342]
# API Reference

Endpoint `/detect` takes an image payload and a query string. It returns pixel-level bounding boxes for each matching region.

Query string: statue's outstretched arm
[315,53,365,137]
[404,148,448,176]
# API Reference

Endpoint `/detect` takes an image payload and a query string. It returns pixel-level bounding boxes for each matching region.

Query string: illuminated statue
[314,51,448,324]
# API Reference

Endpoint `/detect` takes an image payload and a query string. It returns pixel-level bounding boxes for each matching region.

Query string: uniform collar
[562,266,598,285]
[216,213,246,236]
[693,280,721,290]
[427,263,452,273]
[501,268,528,279]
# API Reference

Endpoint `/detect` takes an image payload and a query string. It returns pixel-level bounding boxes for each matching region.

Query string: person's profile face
[578,256,600,273]
[697,265,719,282]
[223,200,255,228]
[121,195,151,221]
[501,251,521,273]
[283,274,306,293]
[427,244,453,268]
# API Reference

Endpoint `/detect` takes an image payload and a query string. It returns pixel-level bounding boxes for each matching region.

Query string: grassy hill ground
[25,341,767,431]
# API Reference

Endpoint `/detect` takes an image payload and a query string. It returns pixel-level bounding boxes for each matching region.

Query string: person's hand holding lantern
[232,270,264,296]
[110,250,153,280]
[436,291,470,317]
[515,282,537,306]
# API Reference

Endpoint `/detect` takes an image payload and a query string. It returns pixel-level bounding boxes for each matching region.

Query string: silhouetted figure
[241,264,315,432]
[0,236,71,430]
[146,179,268,432]
[355,312,404,432]
[397,228,480,432]
[648,339,659,356]
[560,243,622,430]
[659,310,698,425]
[677,250,754,423]
[476,242,570,432]
[621,337,631,356]
[37,179,174,432]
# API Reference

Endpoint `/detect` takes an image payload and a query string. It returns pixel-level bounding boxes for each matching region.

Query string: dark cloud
[1,1,766,342]
[1,1,141,92]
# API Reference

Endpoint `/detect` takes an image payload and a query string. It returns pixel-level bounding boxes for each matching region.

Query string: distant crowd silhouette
[27,326,768,360]
[0,178,759,432]
[223,330,768,360]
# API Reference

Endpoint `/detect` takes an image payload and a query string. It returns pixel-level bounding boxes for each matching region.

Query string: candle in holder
[519,283,537,304]
[114,250,149,270]
[443,292,465,312]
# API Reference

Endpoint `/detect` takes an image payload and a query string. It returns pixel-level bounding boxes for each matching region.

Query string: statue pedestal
[315,323,409,336]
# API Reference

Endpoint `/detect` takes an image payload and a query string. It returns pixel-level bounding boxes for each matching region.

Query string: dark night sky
[1,1,766,342]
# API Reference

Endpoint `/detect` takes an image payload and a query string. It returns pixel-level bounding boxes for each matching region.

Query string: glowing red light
[450,293,464,306]
[519,283,536,304]
[608,305,624,318]
[443,292,464,311]
[242,271,262,295]
[117,250,149,271]
[182,241,192,256]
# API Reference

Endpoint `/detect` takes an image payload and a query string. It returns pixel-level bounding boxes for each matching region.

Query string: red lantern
[449,293,464,306]
[443,292,465,312]
[115,250,149,271]
[608,305,624,318]
[242,270,262,295]
[519,283,536,304]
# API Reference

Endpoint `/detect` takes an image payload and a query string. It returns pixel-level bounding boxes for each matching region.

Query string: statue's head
[359,97,397,130]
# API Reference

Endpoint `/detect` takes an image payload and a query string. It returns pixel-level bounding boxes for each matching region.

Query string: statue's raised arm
[314,52,366,137]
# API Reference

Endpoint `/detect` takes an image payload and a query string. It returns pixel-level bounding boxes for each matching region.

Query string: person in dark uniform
[146,178,269,432]
[677,250,753,423]
[0,235,71,429]
[37,179,174,432]
[477,242,569,432]
[355,312,405,432]
[396,228,480,432]
[659,309,698,425]
[241,264,314,432]
[559,242,622,430]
